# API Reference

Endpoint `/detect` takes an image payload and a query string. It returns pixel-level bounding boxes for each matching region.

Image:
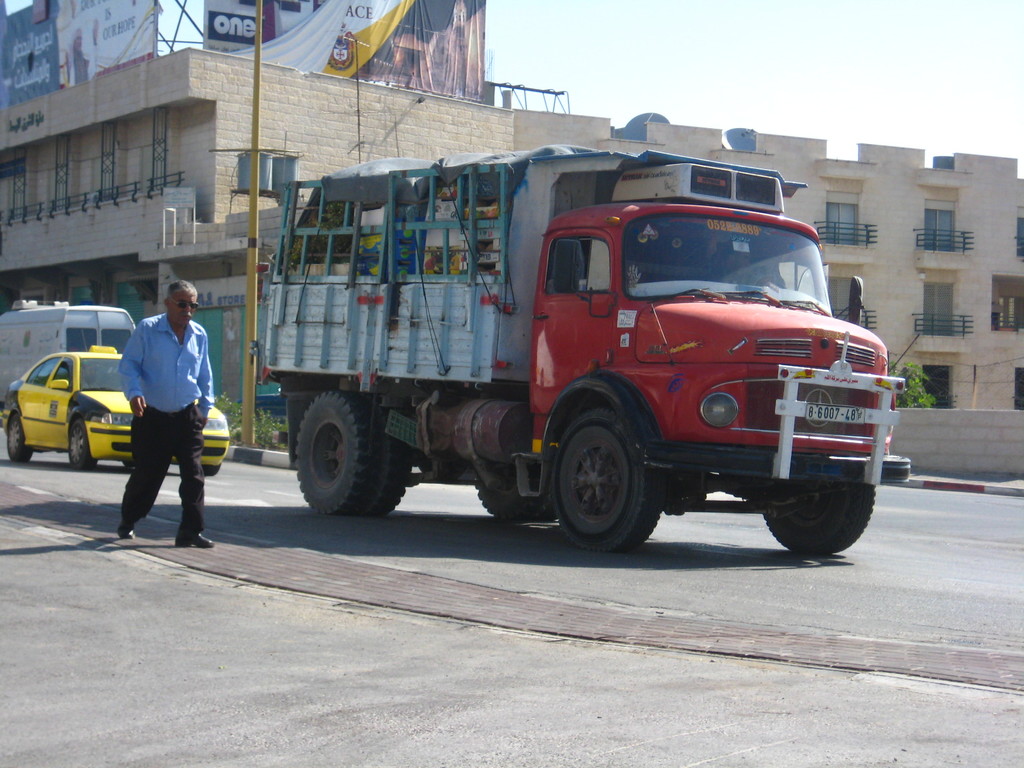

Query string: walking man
[117,280,216,548]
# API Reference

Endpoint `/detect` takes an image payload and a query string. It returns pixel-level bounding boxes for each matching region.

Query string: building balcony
[913,313,973,337]
[914,229,974,253]
[832,306,876,330]
[815,221,877,247]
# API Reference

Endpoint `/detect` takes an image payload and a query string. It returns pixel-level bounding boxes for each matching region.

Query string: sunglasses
[174,300,200,310]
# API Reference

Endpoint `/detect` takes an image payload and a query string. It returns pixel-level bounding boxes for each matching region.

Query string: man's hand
[130,395,146,418]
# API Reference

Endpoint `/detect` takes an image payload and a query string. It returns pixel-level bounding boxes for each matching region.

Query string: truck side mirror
[848,276,864,326]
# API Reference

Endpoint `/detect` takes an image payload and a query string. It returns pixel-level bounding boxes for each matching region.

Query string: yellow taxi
[2,347,229,474]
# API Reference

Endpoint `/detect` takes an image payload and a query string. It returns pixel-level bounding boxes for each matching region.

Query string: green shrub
[215,394,287,450]
[896,363,937,409]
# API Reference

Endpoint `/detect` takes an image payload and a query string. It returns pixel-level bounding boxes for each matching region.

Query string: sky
[8,0,1022,165]
[483,0,1024,164]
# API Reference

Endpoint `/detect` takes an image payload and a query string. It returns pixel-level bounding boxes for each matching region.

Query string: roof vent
[723,128,758,152]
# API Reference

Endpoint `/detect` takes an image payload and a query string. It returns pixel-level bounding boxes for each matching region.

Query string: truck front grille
[836,341,876,368]
[755,338,812,358]
[744,379,875,437]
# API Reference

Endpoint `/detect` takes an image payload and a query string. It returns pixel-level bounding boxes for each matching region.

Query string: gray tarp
[320,145,596,204]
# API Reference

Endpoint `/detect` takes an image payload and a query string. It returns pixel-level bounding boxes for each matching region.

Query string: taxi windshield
[80,358,122,391]
[622,214,831,312]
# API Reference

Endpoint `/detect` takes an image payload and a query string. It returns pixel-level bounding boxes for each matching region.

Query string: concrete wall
[890,409,1024,475]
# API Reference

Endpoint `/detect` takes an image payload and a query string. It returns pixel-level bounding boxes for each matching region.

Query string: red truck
[261,146,908,553]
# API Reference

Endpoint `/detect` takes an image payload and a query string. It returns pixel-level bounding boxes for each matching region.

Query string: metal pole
[242,3,263,446]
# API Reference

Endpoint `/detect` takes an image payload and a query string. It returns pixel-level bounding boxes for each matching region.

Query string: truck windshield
[622,214,831,313]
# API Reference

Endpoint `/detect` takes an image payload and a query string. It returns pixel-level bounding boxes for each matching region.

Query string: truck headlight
[700,393,739,427]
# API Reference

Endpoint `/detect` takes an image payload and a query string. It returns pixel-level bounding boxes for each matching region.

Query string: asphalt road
[3,449,1021,652]
[1,448,1022,766]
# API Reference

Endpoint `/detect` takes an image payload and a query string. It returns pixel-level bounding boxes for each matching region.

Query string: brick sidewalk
[3,479,1022,693]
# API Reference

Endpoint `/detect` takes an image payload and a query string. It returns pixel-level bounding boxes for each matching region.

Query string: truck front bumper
[644,440,912,485]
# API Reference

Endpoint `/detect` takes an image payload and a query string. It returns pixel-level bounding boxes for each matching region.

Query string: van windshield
[102,329,132,352]
[622,214,831,313]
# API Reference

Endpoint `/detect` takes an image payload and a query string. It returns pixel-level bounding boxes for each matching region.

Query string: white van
[0,301,136,392]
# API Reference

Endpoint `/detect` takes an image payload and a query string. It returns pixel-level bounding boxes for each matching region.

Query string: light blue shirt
[119,313,215,415]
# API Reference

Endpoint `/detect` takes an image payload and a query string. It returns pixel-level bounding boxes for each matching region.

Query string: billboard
[0,0,158,109]
[234,0,486,102]
[205,0,323,53]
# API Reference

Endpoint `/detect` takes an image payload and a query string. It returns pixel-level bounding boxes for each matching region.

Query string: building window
[99,122,117,202]
[915,203,973,252]
[151,107,168,189]
[54,135,70,210]
[1015,368,1024,410]
[1017,216,1024,259]
[921,364,952,408]
[825,201,858,245]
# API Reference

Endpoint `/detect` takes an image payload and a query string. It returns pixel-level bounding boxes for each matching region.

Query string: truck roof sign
[612,163,784,214]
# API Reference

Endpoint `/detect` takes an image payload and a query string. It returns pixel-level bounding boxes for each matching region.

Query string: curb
[902,478,1024,498]
[227,445,292,470]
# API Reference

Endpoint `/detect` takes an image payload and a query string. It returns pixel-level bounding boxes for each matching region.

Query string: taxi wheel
[68,419,98,470]
[203,463,222,477]
[6,413,33,463]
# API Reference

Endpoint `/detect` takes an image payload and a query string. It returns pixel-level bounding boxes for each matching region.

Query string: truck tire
[296,391,379,515]
[6,413,33,463]
[68,419,98,470]
[764,483,875,555]
[552,409,664,552]
[363,434,413,517]
[477,478,555,522]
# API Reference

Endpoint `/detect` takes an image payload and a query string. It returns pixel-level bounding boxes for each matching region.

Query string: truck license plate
[805,403,865,424]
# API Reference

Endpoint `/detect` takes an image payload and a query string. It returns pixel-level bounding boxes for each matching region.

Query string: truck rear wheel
[764,483,875,555]
[553,409,664,552]
[296,392,379,515]
[477,477,555,522]
[363,435,414,517]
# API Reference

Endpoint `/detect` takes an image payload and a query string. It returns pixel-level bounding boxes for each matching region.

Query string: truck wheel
[297,392,379,515]
[68,419,98,470]
[553,409,664,552]
[764,483,875,555]
[6,413,33,463]
[478,478,555,522]
[362,434,414,517]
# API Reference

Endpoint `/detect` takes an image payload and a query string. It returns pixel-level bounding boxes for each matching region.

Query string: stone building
[1,48,1022,410]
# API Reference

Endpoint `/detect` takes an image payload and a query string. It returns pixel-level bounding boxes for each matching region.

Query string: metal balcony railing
[815,221,877,247]
[913,313,974,337]
[5,173,184,224]
[831,306,876,330]
[914,228,974,253]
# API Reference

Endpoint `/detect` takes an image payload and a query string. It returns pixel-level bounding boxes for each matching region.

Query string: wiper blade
[723,290,784,307]
[675,288,727,301]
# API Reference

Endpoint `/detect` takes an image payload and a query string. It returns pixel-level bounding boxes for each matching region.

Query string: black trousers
[120,403,206,535]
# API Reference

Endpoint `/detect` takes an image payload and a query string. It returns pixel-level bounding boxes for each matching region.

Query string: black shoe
[117,525,134,540]
[175,533,214,549]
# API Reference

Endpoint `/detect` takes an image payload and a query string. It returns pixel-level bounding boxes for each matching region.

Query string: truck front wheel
[553,409,664,552]
[297,392,379,515]
[764,483,875,555]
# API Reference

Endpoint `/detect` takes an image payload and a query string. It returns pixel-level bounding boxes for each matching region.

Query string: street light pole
[242,1,263,446]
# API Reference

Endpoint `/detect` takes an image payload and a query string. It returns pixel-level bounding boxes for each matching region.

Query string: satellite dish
[723,128,758,152]
[618,112,670,142]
